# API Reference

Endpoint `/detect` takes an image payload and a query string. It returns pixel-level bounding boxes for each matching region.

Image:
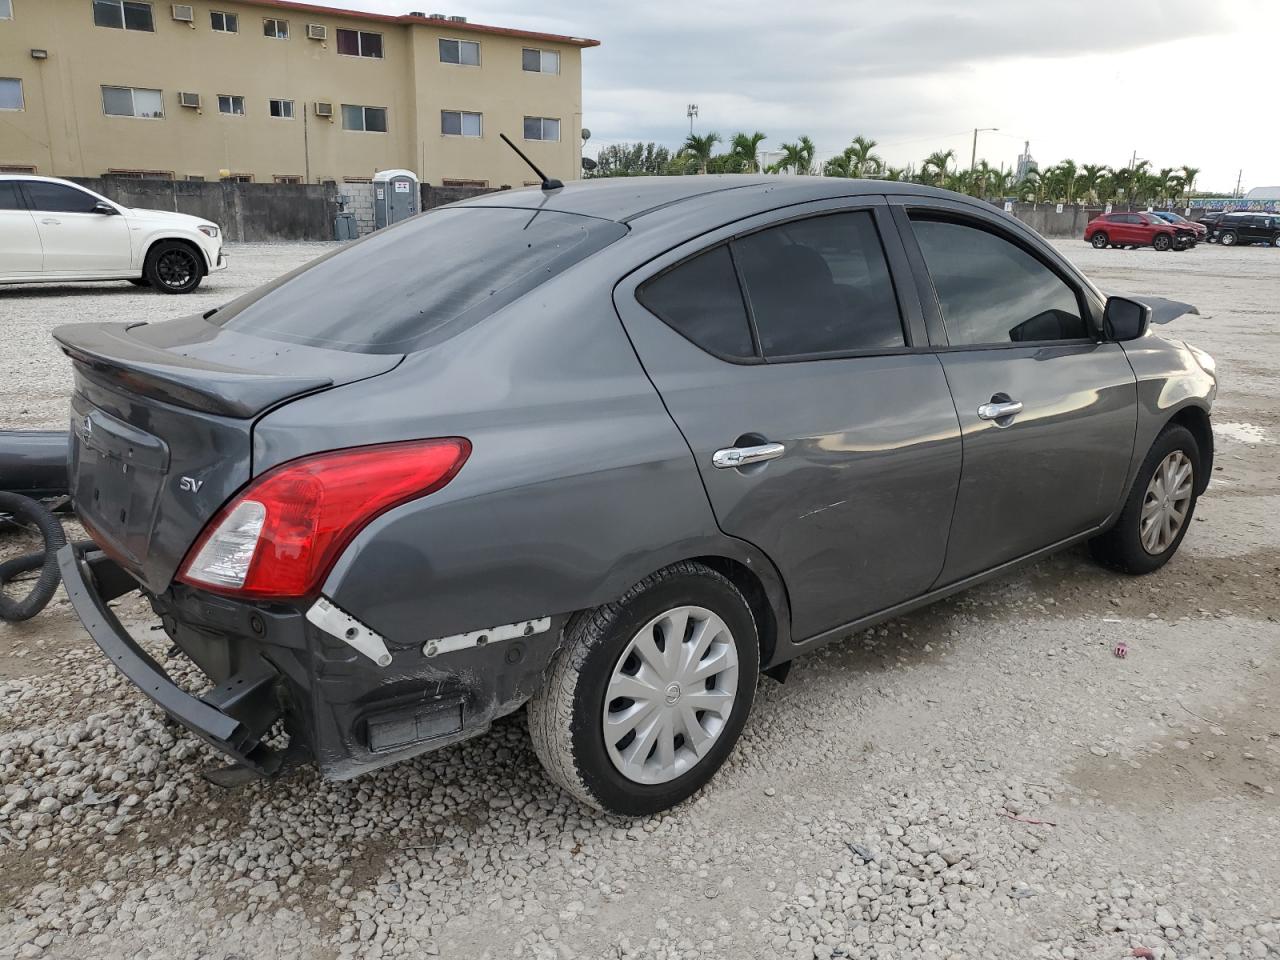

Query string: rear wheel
[527,562,759,816]
[144,241,204,294]
[1090,232,1110,249]
[1219,231,1238,247]
[1090,424,1199,575]
[1272,236,1280,248]
[1153,233,1172,251]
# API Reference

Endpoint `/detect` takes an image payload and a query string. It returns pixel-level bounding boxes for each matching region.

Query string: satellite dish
[581,127,591,141]
[581,157,598,171]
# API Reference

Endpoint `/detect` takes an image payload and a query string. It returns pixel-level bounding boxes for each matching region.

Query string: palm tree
[1180,165,1200,202]
[729,131,767,173]
[846,136,883,177]
[921,149,955,186]
[1078,164,1109,204]
[679,132,721,175]
[770,136,817,175]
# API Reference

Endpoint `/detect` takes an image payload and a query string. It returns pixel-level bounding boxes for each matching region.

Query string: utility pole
[970,127,998,172]
[1234,169,1243,197]
[686,104,698,136]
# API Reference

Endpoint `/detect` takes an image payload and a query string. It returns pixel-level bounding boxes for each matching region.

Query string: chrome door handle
[40,218,61,225]
[977,400,1024,420]
[712,442,786,469]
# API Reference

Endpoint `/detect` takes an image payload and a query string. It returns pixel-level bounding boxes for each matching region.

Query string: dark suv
[1212,212,1280,247]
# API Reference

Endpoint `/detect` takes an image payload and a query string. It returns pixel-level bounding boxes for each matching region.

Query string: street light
[970,127,998,172]
[687,103,698,135]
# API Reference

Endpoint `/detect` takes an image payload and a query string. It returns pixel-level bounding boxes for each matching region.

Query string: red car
[1084,212,1195,251]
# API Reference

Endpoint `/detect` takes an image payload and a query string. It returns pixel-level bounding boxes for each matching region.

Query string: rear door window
[637,245,755,360]
[0,182,24,210]
[212,207,626,353]
[910,217,1089,345]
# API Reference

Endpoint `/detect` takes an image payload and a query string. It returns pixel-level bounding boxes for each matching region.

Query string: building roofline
[243,0,600,46]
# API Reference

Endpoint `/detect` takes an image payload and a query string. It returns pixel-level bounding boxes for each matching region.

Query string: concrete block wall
[338,183,377,237]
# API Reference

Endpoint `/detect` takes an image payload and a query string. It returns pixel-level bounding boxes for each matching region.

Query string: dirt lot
[1,241,1278,960]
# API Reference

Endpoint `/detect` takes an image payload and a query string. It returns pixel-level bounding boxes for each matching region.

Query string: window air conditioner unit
[306,23,327,40]
[448,15,467,21]
[171,4,194,22]
[314,101,334,118]
[178,91,201,109]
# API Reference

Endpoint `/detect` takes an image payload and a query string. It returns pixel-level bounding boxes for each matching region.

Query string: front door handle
[977,399,1024,421]
[712,442,786,469]
[40,218,61,226]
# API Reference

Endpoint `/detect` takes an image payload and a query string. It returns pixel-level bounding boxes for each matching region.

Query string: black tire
[1090,232,1109,249]
[128,277,150,287]
[0,492,67,622]
[143,240,204,294]
[1089,424,1200,575]
[1219,231,1238,247]
[1272,236,1280,248]
[1153,233,1172,251]
[527,561,760,816]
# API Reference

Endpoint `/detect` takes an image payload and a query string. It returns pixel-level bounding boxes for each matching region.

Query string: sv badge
[178,476,205,493]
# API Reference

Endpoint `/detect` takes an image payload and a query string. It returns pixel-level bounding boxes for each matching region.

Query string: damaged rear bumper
[58,543,558,782]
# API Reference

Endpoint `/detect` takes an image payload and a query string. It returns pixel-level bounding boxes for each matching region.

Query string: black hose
[0,491,68,622]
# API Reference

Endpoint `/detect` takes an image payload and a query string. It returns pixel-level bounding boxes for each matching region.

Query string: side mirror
[92,201,118,215]
[1103,296,1152,342]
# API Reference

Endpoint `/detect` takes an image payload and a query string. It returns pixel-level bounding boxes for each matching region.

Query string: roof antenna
[500,133,563,191]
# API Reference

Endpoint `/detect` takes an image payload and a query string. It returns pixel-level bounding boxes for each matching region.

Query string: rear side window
[733,211,904,357]
[637,246,755,360]
[23,181,101,213]
[212,207,626,353]
[910,218,1088,345]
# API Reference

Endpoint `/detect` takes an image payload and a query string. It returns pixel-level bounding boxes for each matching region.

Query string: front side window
[438,38,479,65]
[218,94,245,115]
[910,217,1088,345]
[522,48,560,73]
[102,85,164,118]
[0,181,23,209]
[0,77,23,111]
[638,245,755,360]
[263,17,288,39]
[523,116,560,141]
[210,10,238,32]
[440,110,481,137]
[23,181,103,214]
[269,98,294,119]
[735,211,904,357]
[341,104,387,132]
[93,0,154,30]
[336,29,383,58]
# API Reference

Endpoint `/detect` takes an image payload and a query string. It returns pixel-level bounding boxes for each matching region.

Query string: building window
[269,98,294,119]
[263,17,288,39]
[93,0,154,31]
[222,173,253,183]
[336,29,383,58]
[0,164,38,174]
[102,85,164,118]
[342,176,372,184]
[0,78,23,111]
[217,94,245,116]
[523,116,560,141]
[521,48,559,74]
[440,110,481,137]
[0,1,13,20]
[442,179,488,188]
[438,38,479,65]
[273,175,302,184]
[106,168,173,179]
[210,10,237,32]
[186,174,205,181]
[341,104,387,133]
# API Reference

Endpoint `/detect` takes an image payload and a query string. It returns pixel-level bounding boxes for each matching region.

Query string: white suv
[0,175,227,294]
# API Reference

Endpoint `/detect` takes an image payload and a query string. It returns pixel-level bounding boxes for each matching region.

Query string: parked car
[1151,211,1207,241]
[1212,211,1280,247]
[0,175,225,293]
[54,177,1216,816]
[1196,210,1232,238]
[1083,212,1195,251]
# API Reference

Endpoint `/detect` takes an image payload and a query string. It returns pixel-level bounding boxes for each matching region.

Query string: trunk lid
[55,315,402,592]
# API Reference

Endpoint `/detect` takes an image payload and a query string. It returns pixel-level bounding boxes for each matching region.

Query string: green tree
[728,131,768,173]
[1180,165,1200,201]
[770,136,817,175]
[679,132,722,175]
[1078,163,1109,203]
[589,142,673,178]
[920,149,955,186]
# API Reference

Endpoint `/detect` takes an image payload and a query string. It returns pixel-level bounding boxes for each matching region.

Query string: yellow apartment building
[0,0,598,186]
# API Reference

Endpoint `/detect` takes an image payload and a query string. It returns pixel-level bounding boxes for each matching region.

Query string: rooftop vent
[448,15,467,21]
[428,12,447,18]
[408,10,425,16]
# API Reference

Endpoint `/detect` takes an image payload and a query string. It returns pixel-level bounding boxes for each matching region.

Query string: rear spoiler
[53,322,332,419]
[1129,296,1200,325]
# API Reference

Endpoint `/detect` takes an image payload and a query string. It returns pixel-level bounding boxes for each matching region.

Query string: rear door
[21,180,132,274]
[0,181,43,274]
[892,199,1137,584]
[615,198,963,642]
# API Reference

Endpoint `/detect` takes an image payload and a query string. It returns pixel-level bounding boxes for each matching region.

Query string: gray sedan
[54,176,1216,816]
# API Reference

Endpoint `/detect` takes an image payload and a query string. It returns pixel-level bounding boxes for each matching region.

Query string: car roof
[455,175,975,224]
[0,174,84,186]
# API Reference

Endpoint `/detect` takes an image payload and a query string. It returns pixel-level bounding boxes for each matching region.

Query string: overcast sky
[351,0,1276,192]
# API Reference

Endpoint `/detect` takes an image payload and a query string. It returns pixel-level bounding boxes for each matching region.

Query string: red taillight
[177,438,470,599]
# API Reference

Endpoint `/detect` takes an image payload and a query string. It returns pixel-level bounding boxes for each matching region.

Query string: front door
[21,180,132,274]
[0,181,43,274]
[615,201,963,641]
[899,208,1137,584]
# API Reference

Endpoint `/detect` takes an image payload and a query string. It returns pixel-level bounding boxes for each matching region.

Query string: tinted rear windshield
[211,207,626,353]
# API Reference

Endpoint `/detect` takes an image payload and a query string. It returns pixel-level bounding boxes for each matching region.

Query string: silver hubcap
[602,605,739,785]
[1141,450,1193,555]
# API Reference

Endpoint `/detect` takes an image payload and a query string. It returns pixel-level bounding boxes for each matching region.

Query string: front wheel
[1153,233,1172,251]
[1089,424,1200,575]
[1090,232,1110,249]
[1219,231,1238,247]
[1272,236,1280,248]
[528,562,759,816]
[144,241,204,294]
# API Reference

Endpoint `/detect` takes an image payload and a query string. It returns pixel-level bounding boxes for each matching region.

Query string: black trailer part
[0,430,70,500]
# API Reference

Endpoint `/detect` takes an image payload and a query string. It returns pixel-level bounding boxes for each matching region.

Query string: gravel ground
[1,240,1278,960]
